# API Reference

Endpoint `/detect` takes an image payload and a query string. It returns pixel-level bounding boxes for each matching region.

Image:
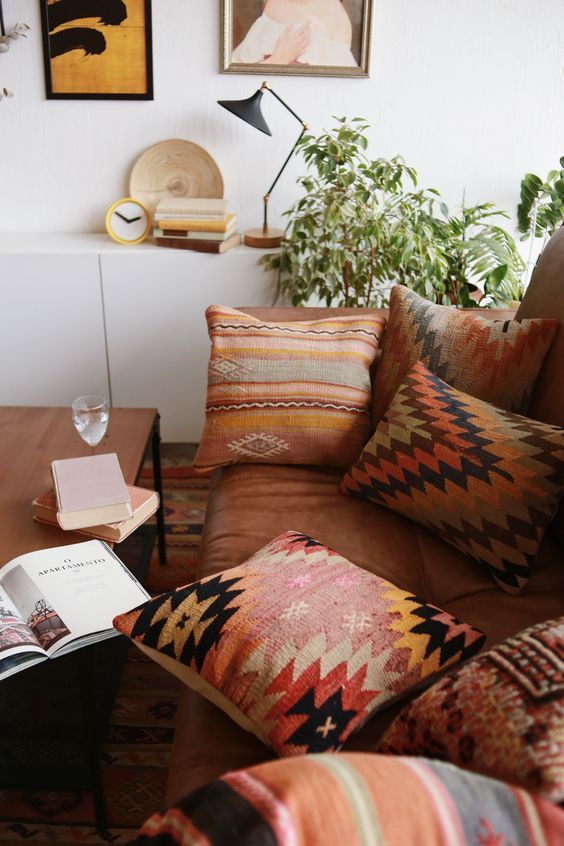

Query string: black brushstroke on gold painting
[47,0,127,58]
[49,26,105,57]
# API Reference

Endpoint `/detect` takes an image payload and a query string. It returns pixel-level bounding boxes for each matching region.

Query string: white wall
[1,0,562,240]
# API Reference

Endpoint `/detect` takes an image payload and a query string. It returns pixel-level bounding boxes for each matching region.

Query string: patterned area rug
[0,457,210,845]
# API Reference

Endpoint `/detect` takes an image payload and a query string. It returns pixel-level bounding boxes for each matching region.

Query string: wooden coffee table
[0,405,166,566]
[0,405,167,832]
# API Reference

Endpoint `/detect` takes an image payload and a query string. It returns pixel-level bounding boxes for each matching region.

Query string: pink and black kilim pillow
[373,285,558,421]
[114,531,485,758]
[341,361,564,593]
[380,617,564,805]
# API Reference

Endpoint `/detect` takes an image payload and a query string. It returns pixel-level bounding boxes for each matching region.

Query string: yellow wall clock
[105,197,152,245]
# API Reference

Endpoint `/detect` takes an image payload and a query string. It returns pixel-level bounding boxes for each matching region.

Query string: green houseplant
[264,119,524,308]
[518,158,564,283]
[437,201,525,307]
[518,157,564,242]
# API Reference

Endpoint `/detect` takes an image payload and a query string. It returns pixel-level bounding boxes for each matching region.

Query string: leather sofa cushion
[196,465,564,625]
[166,463,564,804]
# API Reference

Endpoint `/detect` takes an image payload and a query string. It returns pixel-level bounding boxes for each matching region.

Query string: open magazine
[0,539,150,681]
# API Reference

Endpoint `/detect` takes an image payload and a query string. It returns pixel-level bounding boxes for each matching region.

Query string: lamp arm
[261,82,308,234]
[265,125,307,201]
[262,81,306,126]
[263,126,306,232]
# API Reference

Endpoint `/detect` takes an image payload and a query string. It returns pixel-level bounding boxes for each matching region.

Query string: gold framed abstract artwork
[221,0,373,77]
[40,0,153,100]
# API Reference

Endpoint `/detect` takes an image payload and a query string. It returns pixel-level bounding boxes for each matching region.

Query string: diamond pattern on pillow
[380,617,564,805]
[373,285,557,421]
[114,531,485,758]
[341,360,564,593]
[193,306,386,471]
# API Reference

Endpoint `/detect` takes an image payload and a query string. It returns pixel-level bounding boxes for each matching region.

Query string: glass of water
[72,396,109,453]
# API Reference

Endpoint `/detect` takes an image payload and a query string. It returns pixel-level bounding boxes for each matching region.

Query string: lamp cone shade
[217,90,272,136]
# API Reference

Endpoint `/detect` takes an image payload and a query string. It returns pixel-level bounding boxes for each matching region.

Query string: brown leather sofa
[166,228,564,806]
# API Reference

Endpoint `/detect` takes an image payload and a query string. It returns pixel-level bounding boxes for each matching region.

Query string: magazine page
[0,540,150,657]
[0,584,47,681]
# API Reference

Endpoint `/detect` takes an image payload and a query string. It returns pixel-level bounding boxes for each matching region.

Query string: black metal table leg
[151,414,167,566]
[79,647,107,833]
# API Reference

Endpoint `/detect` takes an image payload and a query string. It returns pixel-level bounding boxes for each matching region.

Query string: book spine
[155,237,224,253]
[153,217,235,233]
[154,234,240,253]
[154,227,236,241]
[155,201,228,214]
[155,213,228,221]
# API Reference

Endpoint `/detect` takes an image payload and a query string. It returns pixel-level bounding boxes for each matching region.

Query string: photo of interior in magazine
[0,539,149,681]
[2,567,71,650]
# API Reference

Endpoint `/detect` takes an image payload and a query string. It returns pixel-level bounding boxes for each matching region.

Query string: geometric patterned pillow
[373,285,558,421]
[341,361,564,594]
[113,531,485,758]
[132,754,564,846]
[379,618,564,805]
[192,305,386,472]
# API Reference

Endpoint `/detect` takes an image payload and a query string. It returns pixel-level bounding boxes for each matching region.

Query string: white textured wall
[0,0,562,238]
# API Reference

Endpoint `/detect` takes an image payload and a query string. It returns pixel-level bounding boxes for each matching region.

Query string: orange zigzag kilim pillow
[193,305,386,471]
[373,285,558,422]
[340,361,564,594]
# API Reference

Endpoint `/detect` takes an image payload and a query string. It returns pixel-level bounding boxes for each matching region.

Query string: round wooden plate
[129,139,224,217]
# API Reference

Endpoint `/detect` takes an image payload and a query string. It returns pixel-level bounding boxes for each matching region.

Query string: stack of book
[153,197,241,253]
[32,453,159,543]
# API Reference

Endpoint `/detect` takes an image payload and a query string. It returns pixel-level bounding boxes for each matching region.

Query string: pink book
[51,453,133,531]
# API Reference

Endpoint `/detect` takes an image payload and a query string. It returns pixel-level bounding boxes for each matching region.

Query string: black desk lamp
[218,81,307,248]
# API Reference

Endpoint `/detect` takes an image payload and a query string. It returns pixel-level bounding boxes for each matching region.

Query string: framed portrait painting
[221,0,373,77]
[40,0,153,100]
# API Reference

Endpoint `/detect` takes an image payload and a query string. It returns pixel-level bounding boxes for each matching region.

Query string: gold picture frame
[221,0,373,78]
[40,0,153,100]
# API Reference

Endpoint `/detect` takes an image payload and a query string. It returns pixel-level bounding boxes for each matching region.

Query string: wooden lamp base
[244,227,284,248]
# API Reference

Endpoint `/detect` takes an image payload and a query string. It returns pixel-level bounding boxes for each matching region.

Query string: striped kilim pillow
[193,306,386,471]
[380,617,564,805]
[373,285,558,422]
[341,361,564,594]
[133,754,564,846]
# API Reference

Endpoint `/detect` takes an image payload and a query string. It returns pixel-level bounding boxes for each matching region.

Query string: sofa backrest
[239,307,387,321]
[516,226,564,427]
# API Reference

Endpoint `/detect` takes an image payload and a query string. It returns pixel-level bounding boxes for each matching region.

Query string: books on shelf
[152,196,240,253]
[154,224,237,241]
[51,453,132,531]
[0,539,149,681]
[153,213,237,233]
[155,233,242,254]
[155,197,229,219]
[33,485,159,543]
